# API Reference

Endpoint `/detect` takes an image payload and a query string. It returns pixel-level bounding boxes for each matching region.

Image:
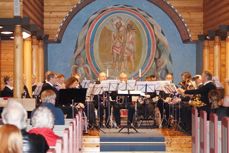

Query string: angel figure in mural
[123,21,136,72]
[111,17,126,73]
[75,55,92,81]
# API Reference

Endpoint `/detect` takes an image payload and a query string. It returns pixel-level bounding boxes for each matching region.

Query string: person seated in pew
[29,107,60,146]
[1,76,13,97]
[0,124,23,153]
[39,89,65,125]
[1,101,49,153]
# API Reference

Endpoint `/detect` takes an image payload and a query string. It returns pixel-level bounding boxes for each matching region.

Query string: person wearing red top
[29,107,60,146]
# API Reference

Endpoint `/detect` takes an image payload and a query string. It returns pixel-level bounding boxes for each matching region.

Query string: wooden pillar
[213,36,221,79]
[14,25,24,98]
[203,40,209,71]
[224,32,229,107]
[32,36,39,80]
[38,40,44,83]
[23,37,32,96]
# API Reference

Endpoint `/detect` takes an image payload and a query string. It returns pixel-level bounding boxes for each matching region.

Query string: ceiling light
[10,36,14,39]
[22,31,31,39]
[1,31,13,35]
[206,36,210,39]
[0,25,3,29]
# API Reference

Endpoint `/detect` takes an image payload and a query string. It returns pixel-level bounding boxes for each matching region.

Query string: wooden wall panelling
[0,40,14,89]
[0,0,23,18]
[23,0,44,29]
[220,41,226,86]
[0,0,14,18]
[208,40,214,74]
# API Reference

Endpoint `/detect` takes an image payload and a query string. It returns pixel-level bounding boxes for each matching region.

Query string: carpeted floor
[100,128,166,152]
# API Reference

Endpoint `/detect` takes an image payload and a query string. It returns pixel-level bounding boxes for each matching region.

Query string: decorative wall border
[50,0,191,43]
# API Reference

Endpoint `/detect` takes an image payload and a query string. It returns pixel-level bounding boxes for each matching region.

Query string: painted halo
[85,7,156,78]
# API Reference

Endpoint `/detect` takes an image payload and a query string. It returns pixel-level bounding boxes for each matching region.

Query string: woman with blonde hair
[0,124,23,153]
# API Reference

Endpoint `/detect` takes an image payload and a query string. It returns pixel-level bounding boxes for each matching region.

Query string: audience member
[40,89,65,125]
[29,107,60,146]
[0,124,23,153]
[1,101,49,153]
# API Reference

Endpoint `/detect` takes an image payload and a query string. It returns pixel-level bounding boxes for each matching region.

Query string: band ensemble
[2,70,228,133]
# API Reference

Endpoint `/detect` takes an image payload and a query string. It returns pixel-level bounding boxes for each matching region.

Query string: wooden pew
[200,111,207,153]
[209,113,219,153]
[63,129,69,153]
[221,117,229,153]
[47,148,56,153]
[55,138,63,153]
[192,108,199,153]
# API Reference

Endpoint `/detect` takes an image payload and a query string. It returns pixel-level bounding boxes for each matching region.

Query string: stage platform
[100,128,166,152]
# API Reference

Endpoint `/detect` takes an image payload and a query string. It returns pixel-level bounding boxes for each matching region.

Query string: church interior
[0,0,228,153]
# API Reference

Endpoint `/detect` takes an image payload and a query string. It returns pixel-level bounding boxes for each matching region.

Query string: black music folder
[58,88,87,105]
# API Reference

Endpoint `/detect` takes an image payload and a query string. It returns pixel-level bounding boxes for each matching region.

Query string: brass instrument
[189,95,206,107]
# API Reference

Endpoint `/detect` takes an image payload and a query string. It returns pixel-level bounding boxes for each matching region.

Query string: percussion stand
[160,91,169,128]
[96,94,106,133]
[88,84,105,133]
[174,99,185,132]
[119,82,139,134]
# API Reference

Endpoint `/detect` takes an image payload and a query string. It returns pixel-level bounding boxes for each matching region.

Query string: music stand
[118,80,139,134]
[58,88,86,118]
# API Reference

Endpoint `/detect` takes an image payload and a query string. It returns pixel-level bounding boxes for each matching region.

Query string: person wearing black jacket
[1,76,13,97]
[41,71,58,94]
[179,71,216,118]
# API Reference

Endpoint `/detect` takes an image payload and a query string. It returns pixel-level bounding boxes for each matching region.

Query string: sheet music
[100,80,120,92]
[127,80,136,90]
[86,83,95,97]
[81,80,91,88]
[93,84,103,95]
[118,82,127,91]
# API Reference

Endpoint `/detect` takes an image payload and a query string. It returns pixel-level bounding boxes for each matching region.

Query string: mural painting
[73,5,172,80]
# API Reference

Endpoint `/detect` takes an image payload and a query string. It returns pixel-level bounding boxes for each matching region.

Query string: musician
[41,71,58,94]
[56,74,65,90]
[94,72,110,128]
[178,71,216,118]
[192,75,203,88]
[1,76,13,97]
[165,73,174,83]
[65,77,81,89]
[208,89,228,121]
[179,71,194,90]
[113,72,135,127]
